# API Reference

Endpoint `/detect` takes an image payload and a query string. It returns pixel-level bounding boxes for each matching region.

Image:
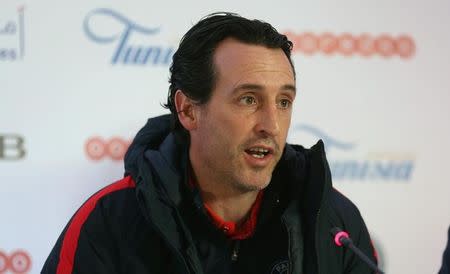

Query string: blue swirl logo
[292,124,355,151]
[83,8,174,65]
[291,124,414,182]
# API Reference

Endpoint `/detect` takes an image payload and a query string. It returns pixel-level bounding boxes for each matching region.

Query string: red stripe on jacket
[56,176,136,274]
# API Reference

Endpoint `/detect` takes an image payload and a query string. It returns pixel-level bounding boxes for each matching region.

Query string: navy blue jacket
[42,115,378,274]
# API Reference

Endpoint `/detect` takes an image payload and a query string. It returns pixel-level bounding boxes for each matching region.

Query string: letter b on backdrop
[0,135,26,160]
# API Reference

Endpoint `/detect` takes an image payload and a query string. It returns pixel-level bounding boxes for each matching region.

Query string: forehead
[212,38,295,85]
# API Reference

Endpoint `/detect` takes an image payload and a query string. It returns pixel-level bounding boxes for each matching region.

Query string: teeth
[247,147,270,159]
[250,153,264,159]
[248,147,269,153]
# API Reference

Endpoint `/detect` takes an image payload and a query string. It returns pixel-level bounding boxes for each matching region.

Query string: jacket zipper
[231,241,241,261]
[315,208,321,274]
[136,189,192,273]
[281,218,292,274]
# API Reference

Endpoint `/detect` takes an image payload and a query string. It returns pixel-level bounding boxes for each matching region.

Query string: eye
[239,95,257,106]
[278,98,292,109]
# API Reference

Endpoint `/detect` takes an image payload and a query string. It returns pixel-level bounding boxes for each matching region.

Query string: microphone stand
[331,228,385,274]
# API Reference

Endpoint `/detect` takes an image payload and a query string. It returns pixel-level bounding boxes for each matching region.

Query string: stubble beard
[224,147,281,194]
[199,129,282,195]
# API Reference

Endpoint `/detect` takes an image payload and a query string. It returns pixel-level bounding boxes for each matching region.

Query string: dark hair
[164,12,295,139]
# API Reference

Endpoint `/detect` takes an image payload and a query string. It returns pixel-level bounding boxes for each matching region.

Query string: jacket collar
[124,115,333,273]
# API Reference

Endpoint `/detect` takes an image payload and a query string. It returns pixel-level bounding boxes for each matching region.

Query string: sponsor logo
[0,134,26,160]
[0,6,25,61]
[85,136,130,161]
[284,31,415,59]
[83,8,175,66]
[0,249,31,274]
[270,260,289,274]
[290,125,415,182]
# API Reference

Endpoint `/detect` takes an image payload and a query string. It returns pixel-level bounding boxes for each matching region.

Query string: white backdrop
[1,0,450,273]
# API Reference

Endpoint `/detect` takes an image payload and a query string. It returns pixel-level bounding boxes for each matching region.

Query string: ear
[174,90,199,131]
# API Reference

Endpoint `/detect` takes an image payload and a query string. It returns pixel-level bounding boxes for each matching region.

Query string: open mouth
[245,147,273,159]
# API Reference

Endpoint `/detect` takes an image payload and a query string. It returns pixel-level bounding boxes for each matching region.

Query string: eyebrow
[233,83,297,94]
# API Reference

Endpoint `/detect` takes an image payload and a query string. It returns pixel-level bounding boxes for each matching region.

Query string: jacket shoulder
[41,176,139,274]
[327,188,363,224]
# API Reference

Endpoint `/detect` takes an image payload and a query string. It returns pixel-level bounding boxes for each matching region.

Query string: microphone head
[330,227,350,247]
[330,227,384,273]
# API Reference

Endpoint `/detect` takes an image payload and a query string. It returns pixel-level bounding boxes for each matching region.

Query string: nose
[254,104,280,137]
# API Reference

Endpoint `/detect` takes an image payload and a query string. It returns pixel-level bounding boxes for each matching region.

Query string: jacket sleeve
[328,189,380,274]
[345,208,379,274]
[41,198,119,274]
[439,226,450,274]
[41,177,136,274]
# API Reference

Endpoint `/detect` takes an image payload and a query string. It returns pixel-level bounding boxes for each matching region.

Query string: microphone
[330,227,385,274]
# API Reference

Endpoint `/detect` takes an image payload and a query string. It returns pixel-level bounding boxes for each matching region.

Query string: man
[42,12,377,274]
[440,226,450,274]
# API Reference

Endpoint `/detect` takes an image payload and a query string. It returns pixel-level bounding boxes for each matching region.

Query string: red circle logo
[337,33,356,56]
[357,34,376,57]
[285,31,415,59]
[319,33,337,55]
[396,35,415,58]
[85,137,131,161]
[85,137,106,161]
[0,251,9,273]
[0,250,31,274]
[106,138,128,161]
[298,33,318,55]
[9,251,31,274]
[375,35,396,57]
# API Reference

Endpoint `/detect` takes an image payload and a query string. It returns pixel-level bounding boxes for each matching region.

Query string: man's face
[189,38,296,193]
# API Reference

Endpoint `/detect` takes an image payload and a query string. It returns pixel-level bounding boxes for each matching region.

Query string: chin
[234,175,272,192]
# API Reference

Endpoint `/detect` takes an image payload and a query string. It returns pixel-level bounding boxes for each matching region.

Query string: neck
[200,186,259,224]
[189,153,259,224]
